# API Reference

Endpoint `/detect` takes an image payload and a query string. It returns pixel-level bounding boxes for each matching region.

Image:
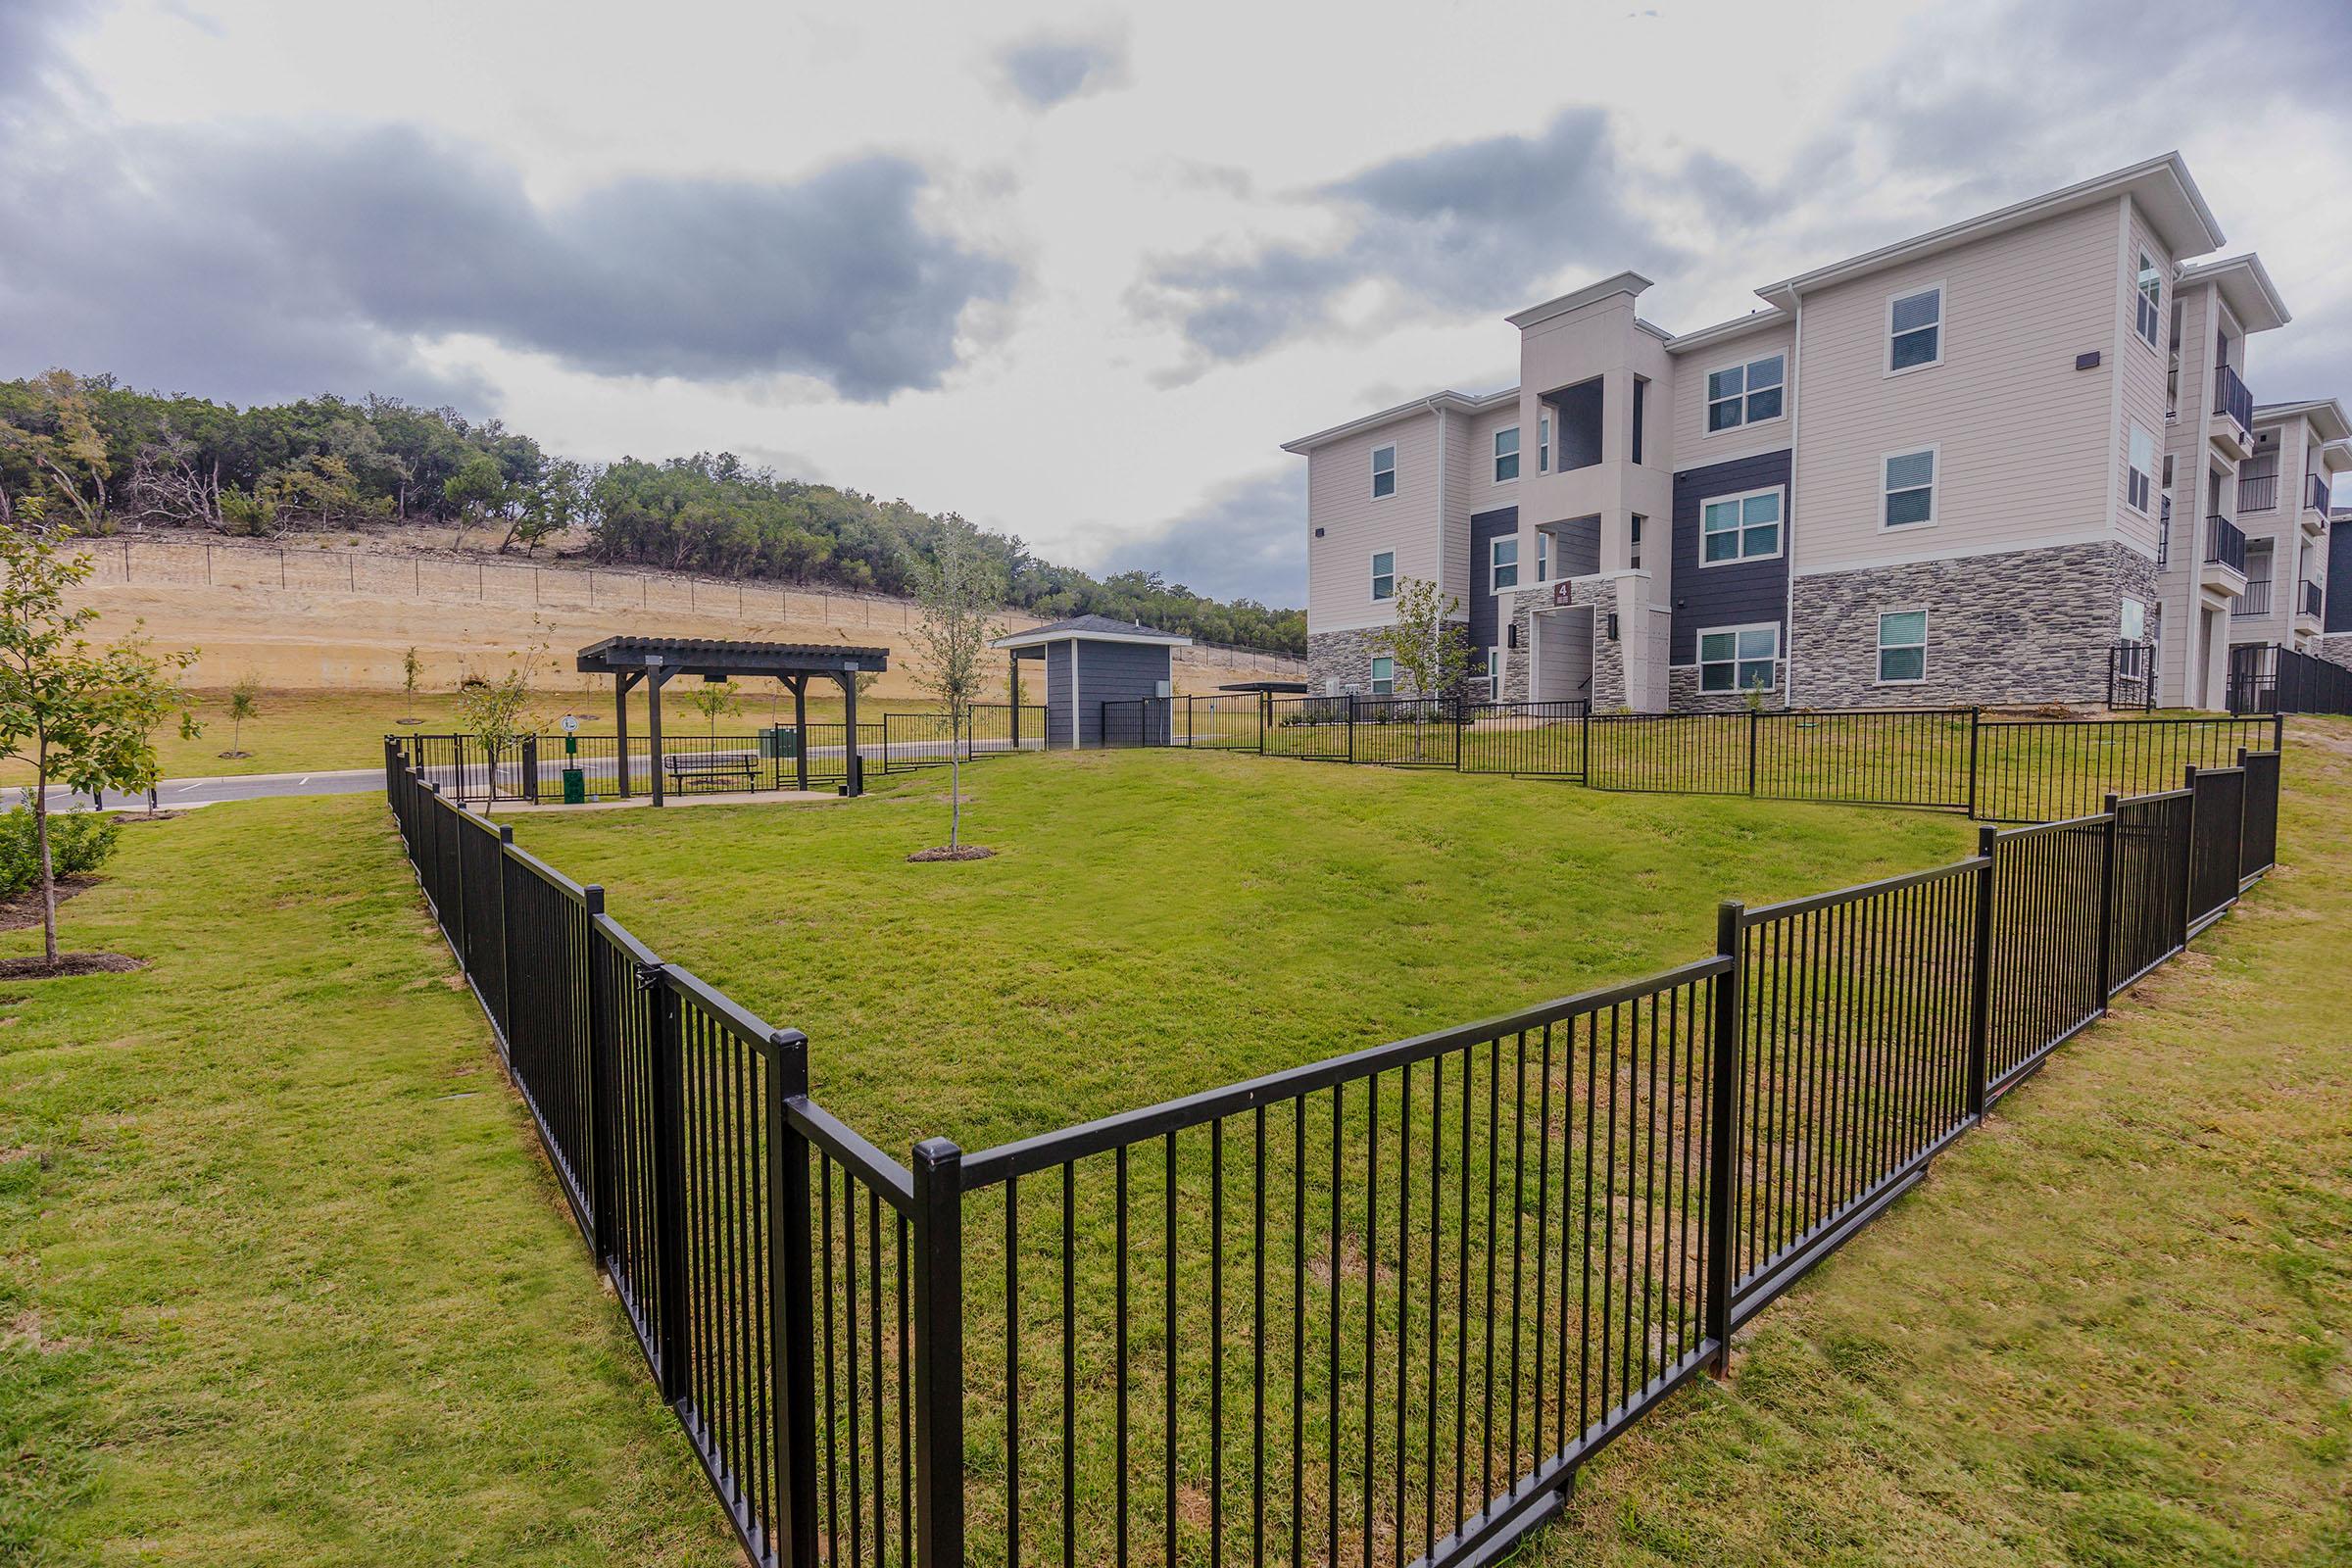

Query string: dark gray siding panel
[1077,639,1175,746]
[1044,641,1075,749]
[1468,507,1518,667]
[1671,449,1792,663]
[1552,516,1602,579]
[2329,519,2352,634]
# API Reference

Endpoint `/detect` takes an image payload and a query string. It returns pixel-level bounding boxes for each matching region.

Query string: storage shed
[991,614,1193,749]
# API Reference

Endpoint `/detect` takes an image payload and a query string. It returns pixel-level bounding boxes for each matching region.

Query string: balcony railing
[2233,578,2272,616]
[2312,472,2335,516]
[2214,363,2254,432]
[2157,495,2172,567]
[2236,471,2278,512]
[2303,580,2326,621]
[2205,514,2247,574]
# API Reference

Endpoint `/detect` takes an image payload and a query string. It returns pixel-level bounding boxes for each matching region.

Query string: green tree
[684,678,741,738]
[0,528,196,966]
[224,674,262,756]
[908,526,1004,854]
[1374,576,1474,703]
[442,453,512,551]
[452,644,543,815]
[401,646,424,724]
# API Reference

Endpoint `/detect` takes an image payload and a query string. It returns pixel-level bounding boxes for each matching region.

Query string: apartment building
[1284,154,2348,712]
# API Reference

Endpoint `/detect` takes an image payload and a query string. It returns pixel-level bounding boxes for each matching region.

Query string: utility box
[562,767,586,805]
[759,726,801,760]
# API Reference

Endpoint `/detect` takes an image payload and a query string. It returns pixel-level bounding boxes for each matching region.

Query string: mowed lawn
[517,749,1979,1154]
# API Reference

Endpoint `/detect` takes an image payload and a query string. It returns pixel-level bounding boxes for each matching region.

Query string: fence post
[2273,712,2284,753]
[766,1029,820,1568]
[2179,765,2199,949]
[2096,795,2120,1006]
[911,1136,966,1567]
[583,887,619,1264]
[646,967,693,1403]
[1965,707,1983,818]
[522,735,540,805]
[1347,694,1357,764]
[495,823,516,1048]
[1704,900,1742,1374]
[1581,702,1592,781]
[1966,823,1996,1120]
[1745,708,1759,797]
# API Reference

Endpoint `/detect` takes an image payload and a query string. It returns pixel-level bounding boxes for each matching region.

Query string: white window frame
[2126,423,2155,515]
[1369,655,1395,696]
[1536,531,1549,583]
[1697,485,1786,566]
[1484,646,1502,701]
[2132,251,2163,350]
[1369,550,1395,603]
[1702,352,1787,436]
[1538,416,1550,473]
[1371,444,1396,499]
[1884,281,1945,376]
[1879,445,1940,531]
[1695,621,1781,695]
[2119,596,2146,643]
[1494,425,1520,484]
[1489,535,1519,593]
[1875,608,1929,686]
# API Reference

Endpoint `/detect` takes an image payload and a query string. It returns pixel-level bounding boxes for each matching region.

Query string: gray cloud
[1134,109,1679,368]
[0,24,1014,405]
[996,28,1130,110]
[1101,467,1304,606]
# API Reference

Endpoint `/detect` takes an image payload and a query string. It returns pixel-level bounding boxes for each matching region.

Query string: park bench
[662,751,760,791]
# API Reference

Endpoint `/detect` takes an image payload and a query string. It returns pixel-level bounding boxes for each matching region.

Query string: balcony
[2236,470,2278,512]
[2156,495,2172,567]
[2300,579,2326,625]
[2311,471,2335,516]
[2211,364,2255,457]
[2200,514,2249,601]
[2232,577,2271,616]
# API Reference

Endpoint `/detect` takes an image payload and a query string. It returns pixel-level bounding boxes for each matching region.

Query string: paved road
[12,767,386,812]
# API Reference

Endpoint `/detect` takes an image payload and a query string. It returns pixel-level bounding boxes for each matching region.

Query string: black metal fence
[384,727,2284,1568]
[1100,698,2280,824]
[2229,642,2352,716]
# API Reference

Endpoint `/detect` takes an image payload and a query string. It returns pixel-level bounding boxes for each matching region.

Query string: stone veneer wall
[1500,583,1626,708]
[1667,666,1789,712]
[1306,622,1475,695]
[2318,633,2352,671]
[1787,541,2158,710]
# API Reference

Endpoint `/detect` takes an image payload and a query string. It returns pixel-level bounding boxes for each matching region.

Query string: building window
[1490,536,1519,592]
[1371,445,1396,499]
[2127,423,2155,514]
[1485,647,1501,701]
[1536,531,1549,582]
[1877,610,1928,684]
[1630,514,1643,570]
[1538,416,1550,472]
[2120,596,2146,642]
[1494,426,1519,482]
[1886,284,1942,372]
[1370,550,1395,602]
[2133,251,2162,349]
[1369,656,1394,696]
[1698,623,1779,694]
[1700,487,1783,563]
[1883,449,1937,527]
[1705,354,1785,432]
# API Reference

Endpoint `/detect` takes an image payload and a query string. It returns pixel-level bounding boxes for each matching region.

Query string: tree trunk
[33,777,58,967]
[949,748,961,851]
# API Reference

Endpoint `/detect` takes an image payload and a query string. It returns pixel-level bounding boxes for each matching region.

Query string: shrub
[0,807,122,900]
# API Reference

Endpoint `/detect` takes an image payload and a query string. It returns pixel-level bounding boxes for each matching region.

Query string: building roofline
[1664,308,1795,356]
[2176,252,2290,333]
[2253,398,2352,444]
[1505,270,1654,330]
[1280,386,1517,454]
[1753,152,2225,310]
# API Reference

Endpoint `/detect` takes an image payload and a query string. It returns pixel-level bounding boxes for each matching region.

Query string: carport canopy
[575,635,889,805]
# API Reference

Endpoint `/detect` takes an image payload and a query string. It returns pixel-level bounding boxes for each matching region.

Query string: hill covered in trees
[0,370,1305,656]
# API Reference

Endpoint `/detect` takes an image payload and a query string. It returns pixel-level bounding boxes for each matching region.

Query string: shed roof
[991,614,1194,652]
[575,635,890,677]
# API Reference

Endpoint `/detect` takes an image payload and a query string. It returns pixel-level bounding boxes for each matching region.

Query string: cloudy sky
[5,0,2350,606]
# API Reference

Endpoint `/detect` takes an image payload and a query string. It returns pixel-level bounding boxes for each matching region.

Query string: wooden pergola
[575,635,890,807]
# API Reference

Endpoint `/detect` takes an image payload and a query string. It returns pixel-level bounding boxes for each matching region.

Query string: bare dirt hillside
[68,532,1305,701]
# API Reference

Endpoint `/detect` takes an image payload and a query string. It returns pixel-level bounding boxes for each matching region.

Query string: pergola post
[837,667,862,797]
[615,670,642,798]
[1008,653,1021,751]
[789,675,808,792]
[647,661,669,808]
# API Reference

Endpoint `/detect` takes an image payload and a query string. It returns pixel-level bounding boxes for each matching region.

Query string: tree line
[0,370,1306,656]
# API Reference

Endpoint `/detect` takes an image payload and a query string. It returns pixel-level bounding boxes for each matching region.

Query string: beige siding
[1669,320,1797,467]
[1304,410,1442,634]
[2112,198,2173,564]
[1791,201,2122,576]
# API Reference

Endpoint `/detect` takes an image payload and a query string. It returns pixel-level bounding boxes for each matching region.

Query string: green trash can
[562,766,586,805]
[759,726,801,760]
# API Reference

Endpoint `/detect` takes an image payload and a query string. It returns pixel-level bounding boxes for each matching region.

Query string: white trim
[2132,245,2165,351]
[2125,421,2157,515]
[1664,308,1794,356]
[1367,654,1396,697]
[1883,280,1946,377]
[1370,443,1397,500]
[993,625,1193,651]
[1369,549,1396,605]
[1874,606,1929,686]
[1694,620,1782,695]
[1489,535,1520,594]
[1280,387,1514,455]
[1783,293,1803,708]
[1494,423,1520,484]
[1879,443,1940,531]
[1696,485,1787,567]
[1699,351,1788,438]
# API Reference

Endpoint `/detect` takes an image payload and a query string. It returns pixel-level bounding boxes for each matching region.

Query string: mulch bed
[906,845,996,862]
[0,875,95,932]
[0,953,143,979]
